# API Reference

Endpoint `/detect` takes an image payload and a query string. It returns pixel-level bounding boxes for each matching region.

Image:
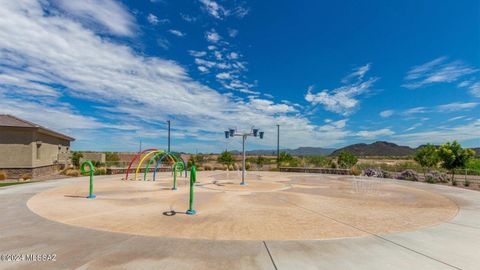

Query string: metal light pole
[276,124,280,168]
[224,127,264,185]
[167,120,171,152]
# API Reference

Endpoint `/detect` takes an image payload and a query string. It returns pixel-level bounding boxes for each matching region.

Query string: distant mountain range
[226,141,480,157]
[229,147,335,156]
[331,141,415,156]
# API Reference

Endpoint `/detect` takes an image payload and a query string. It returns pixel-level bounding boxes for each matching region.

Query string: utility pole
[277,124,280,168]
[167,120,171,152]
[139,140,142,153]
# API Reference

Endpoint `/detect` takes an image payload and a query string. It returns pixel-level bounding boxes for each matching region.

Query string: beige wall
[0,127,35,167]
[82,152,106,163]
[0,127,71,168]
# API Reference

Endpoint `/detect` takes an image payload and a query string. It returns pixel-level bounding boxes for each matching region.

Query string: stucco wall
[32,131,71,168]
[0,127,71,169]
[0,127,34,167]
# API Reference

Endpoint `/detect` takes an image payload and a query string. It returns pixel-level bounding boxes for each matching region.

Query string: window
[36,144,41,160]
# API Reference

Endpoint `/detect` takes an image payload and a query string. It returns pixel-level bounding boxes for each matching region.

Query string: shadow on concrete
[64,195,86,198]
[162,210,187,216]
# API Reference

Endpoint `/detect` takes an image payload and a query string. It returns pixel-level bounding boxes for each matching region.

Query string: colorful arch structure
[124,148,187,181]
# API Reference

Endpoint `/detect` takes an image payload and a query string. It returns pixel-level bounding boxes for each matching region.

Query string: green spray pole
[80,160,96,199]
[172,163,177,190]
[186,165,196,215]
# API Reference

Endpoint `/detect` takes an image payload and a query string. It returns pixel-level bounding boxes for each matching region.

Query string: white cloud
[216,72,231,80]
[157,38,170,50]
[447,116,465,122]
[402,107,427,115]
[180,13,196,22]
[379,110,394,118]
[468,82,480,97]
[305,69,378,116]
[228,28,239,38]
[437,102,478,112]
[342,63,371,83]
[403,57,478,89]
[199,0,227,19]
[169,29,185,37]
[197,66,209,73]
[0,0,345,151]
[189,50,207,57]
[206,29,221,43]
[394,119,480,146]
[404,123,422,132]
[356,128,394,139]
[147,13,159,25]
[228,52,239,60]
[198,0,249,20]
[54,0,135,36]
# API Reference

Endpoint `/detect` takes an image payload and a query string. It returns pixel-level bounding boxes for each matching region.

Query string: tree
[217,151,234,165]
[437,141,475,182]
[336,151,358,169]
[71,151,83,167]
[414,144,439,177]
[278,152,293,163]
[255,155,267,168]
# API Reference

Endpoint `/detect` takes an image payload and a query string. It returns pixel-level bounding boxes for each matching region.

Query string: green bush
[94,167,107,175]
[337,151,358,169]
[72,151,83,167]
[305,156,331,167]
[217,151,234,165]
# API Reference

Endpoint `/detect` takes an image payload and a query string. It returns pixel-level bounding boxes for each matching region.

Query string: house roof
[0,114,75,141]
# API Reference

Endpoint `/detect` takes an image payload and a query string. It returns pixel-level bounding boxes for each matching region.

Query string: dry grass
[0,170,7,180]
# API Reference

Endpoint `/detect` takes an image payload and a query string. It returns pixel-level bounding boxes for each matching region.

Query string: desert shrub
[196,166,204,171]
[204,165,212,171]
[217,151,234,165]
[105,152,120,162]
[65,169,81,177]
[228,164,234,170]
[464,180,471,187]
[452,180,457,186]
[94,167,107,175]
[362,168,384,178]
[0,170,7,180]
[91,161,105,167]
[425,171,448,183]
[245,162,251,170]
[213,165,224,170]
[382,171,394,179]
[305,156,330,167]
[397,169,419,181]
[269,167,279,171]
[20,173,32,181]
[350,167,361,176]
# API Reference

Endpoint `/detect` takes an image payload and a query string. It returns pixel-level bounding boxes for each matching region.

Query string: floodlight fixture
[223,126,265,185]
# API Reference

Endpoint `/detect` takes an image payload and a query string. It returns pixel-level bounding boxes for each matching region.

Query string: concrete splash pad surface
[26,172,458,241]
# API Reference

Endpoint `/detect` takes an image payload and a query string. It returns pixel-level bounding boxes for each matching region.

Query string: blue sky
[0,0,479,152]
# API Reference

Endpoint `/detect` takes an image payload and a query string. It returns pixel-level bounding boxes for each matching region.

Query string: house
[0,115,75,178]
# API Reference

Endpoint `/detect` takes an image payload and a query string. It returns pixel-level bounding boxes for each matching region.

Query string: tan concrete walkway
[0,172,479,269]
